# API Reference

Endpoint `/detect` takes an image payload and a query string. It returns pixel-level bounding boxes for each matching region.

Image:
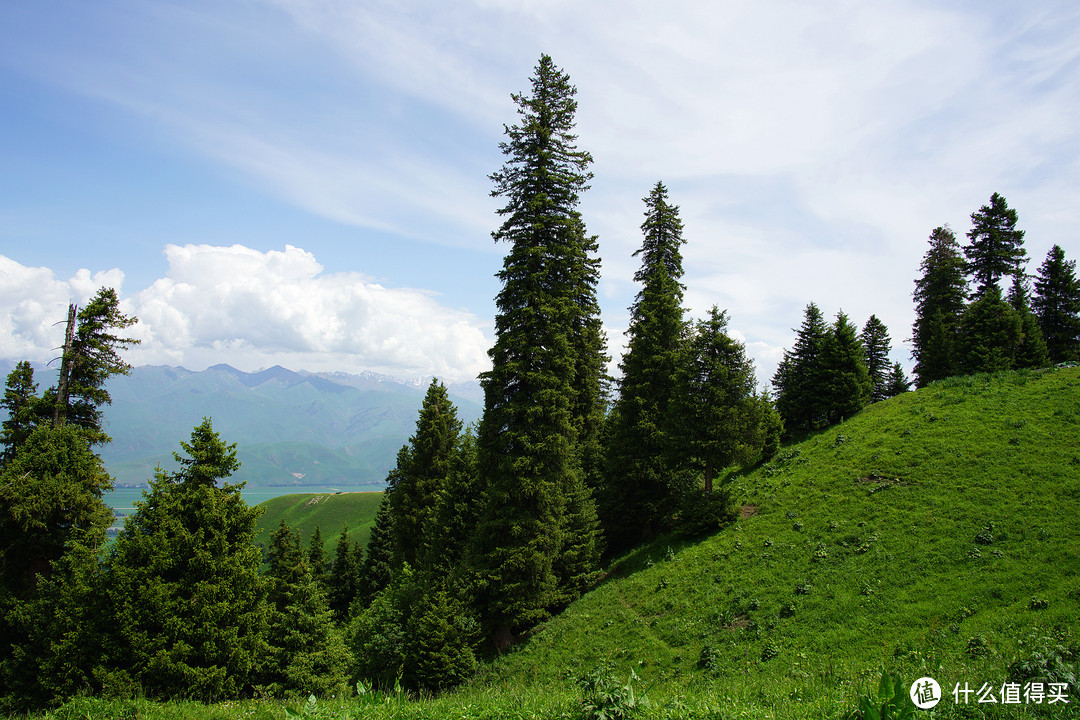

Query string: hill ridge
[0,361,483,489]
[490,367,1080,715]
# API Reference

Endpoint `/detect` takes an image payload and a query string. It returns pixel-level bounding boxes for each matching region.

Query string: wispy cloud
[1,0,1076,384]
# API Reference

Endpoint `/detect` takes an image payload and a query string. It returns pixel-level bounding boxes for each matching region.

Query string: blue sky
[1,0,1077,384]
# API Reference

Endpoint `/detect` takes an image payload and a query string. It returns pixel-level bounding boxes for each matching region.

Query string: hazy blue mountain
[0,361,482,488]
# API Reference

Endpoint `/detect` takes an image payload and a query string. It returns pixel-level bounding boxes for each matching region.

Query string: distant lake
[104,484,374,534]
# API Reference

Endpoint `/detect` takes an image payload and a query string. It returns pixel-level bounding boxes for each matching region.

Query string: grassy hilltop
[253,491,384,553]
[485,367,1080,716]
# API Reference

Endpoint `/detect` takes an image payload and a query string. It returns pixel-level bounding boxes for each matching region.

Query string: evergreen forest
[2,55,1079,719]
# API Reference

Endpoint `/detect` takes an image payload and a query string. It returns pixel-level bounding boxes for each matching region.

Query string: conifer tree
[1,540,110,711]
[601,181,689,552]
[350,565,417,690]
[355,433,483,694]
[958,286,1022,374]
[685,307,777,493]
[859,315,892,402]
[105,418,266,701]
[1033,244,1080,363]
[0,424,113,600]
[471,54,604,650]
[326,525,361,623]
[1007,273,1049,369]
[416,430,480,583]
[0,425,114,711]
[0,362,42,464]
[772,303,829,435]
[912,226,968,386]
[388,380,462,569]
[308,525,327,592]
[404,585,478,694]
[964,193,1026,296]
[884,362,912,398]
[357,499,394,610]
[261,521,350,697]
[50,288,140,443]
[819,312,872,424]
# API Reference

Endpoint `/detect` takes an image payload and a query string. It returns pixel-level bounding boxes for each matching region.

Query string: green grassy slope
[488,368,1080,716]
[253,491,384,553]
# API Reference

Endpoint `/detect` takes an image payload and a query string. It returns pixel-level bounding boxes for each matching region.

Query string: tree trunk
[491,622,514,654]
[52,303,77,427]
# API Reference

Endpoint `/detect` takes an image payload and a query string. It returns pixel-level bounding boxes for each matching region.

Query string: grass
[10,368,1080,719]
[253,491,384,554]
[487,367,1080,717]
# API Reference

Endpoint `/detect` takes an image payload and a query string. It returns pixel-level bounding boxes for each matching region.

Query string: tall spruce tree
[388,379,462,570]
[859,315,892,402]
[964,193,1026,296]
[326,525,361,623]
[601,181,689,552]
[105,419,266,701]
[1033,245,1080,363]
[772,302,829,435]
[684,307,778,493]
[1007,273,1049,369]
[912,226,968,386]
[261,521,350,697]
[0,362,42,464]
[357,499,394,610]
[416,430,480,584]
[819,312,872,424]
[50,288,140,443]
[471,54,605,650]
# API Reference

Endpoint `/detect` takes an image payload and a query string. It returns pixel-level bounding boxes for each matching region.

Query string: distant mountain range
[0,361,483,489]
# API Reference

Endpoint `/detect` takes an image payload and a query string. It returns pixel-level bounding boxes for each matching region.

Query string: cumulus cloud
[0,246,492,382]
[0,256,126,364]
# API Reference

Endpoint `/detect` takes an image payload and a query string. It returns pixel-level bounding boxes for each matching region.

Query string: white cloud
[0,247,492,382]
[3,0,1077,390]
[0,256,126,364]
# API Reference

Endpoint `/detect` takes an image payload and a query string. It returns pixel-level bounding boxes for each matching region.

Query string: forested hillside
[2,53,1079,719]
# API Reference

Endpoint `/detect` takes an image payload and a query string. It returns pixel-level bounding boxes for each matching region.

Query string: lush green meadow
[252,491,385,552]
[103,486,375,539]
[14,368,1080,719]
[487,367,1080,717]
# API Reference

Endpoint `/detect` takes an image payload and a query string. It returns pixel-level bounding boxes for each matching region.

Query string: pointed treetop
[171,417,240,487]
[965,192,1027,295]
[489,54,593,241]
[634,181,686,289]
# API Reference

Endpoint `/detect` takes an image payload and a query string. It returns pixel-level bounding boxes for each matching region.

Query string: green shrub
[1008,636,1080,697]
[676,487,737,539]
[577,663,649,720]
[841,670,916,720]
[697,644,721,672]
[966,635,989,658]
